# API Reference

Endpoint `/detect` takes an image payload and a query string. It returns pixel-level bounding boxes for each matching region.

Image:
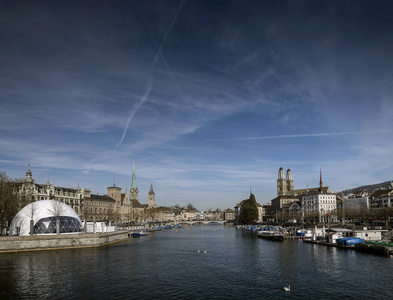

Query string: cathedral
[277,167,294,196]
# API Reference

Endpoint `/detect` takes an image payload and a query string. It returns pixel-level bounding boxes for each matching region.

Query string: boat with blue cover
[132,230,148,238]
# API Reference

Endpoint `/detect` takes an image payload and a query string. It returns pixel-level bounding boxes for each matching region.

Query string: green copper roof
[131,161,137,189]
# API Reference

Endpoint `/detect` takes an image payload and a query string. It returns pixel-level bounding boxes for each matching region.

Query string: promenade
[0,230,129,253]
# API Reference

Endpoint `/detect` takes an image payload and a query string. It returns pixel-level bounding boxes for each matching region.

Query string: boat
[297,229,313,239]
[257,229,284,240]
[131,230,148,238]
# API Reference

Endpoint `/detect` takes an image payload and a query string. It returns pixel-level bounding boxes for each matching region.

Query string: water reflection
[1,227,393,299]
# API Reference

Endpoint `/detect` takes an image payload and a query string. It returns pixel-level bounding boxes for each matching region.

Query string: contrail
[116,1,185,149]
[151,0,186,70]
[135,0,185,96]
[205,130,385,142]
[116,79,153,148]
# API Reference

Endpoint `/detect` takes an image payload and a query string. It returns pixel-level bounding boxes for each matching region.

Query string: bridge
[176,221,227,226]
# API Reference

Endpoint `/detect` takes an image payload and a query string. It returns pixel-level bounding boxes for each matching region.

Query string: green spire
[131,160,137,189]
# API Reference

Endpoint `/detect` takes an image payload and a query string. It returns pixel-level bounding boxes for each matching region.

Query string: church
[271,166,331,214]
[108,159,156,223]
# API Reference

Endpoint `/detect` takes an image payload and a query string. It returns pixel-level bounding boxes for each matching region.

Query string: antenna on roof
[114,175,116,187]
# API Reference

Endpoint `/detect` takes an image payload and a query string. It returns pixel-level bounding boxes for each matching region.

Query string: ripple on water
[1,227,393,299]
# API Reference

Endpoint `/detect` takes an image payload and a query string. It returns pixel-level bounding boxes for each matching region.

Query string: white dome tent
[9,200,81,236]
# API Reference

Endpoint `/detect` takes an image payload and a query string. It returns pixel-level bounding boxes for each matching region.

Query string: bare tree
[187,203,197,212]
[24,201,39,235]
[48,200,66,234]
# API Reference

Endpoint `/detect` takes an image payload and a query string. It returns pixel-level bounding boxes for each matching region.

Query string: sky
[1,0,393,211]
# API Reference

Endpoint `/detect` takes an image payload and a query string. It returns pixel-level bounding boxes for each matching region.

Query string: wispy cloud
[205,130,386,142]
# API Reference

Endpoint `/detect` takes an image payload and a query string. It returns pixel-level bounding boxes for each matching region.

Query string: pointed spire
[149,183,155,195]
[319,167,323,189]
[131,157,137,189]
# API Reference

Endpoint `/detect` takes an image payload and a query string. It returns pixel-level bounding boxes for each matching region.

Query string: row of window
[89,207,112,214]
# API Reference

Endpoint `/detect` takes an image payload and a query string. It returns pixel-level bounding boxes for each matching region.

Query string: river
[1,226,392,299]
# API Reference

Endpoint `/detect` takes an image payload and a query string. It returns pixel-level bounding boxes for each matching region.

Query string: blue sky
[1,0,392,210]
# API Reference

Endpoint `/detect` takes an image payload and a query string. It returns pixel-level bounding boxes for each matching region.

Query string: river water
[1,226,392,299]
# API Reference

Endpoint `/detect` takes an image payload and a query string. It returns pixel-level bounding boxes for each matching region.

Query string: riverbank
[304,239,393,256]
[0,230,129,253]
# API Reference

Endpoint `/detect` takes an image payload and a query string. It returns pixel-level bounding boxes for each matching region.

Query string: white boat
[257,230,284,239]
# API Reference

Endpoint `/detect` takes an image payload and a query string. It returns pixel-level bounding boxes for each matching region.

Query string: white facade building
[302,192,337,222]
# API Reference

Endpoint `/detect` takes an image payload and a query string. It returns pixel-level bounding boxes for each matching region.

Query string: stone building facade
[19,166,89,218]
[18,162,156,224]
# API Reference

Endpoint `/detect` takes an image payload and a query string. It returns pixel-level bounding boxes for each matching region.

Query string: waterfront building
[261,203,272,222]
[194,212,206,221]
[370,187,393,208]
[18,166,89,218]
[288,201,302,220]
[223,209,235,222]
[301,192,337,223]
[181,210,195,221]
[342,196,370,212]
[16,160,156,225]
[271,194,300,214]
[84,193,115,222]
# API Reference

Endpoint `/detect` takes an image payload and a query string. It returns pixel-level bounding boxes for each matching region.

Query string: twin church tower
[277,167,294,196]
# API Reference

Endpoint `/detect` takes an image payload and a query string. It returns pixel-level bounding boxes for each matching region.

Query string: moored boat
[132,230,148,238]
[257,229,284,240]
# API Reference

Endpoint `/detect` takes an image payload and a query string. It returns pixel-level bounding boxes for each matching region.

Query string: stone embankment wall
[0,231,129,253]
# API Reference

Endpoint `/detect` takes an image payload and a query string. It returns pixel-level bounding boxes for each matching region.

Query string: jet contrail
[116,1,185,149]
[205,130,385,142]
[135,0,185,95]
[151,0,186,70]
[116,79,153,148]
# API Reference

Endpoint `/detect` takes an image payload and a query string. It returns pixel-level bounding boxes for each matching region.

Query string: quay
[303,239,393,256]
[239,225,393,257]
[0,230,129,253]
[0,226,167,253]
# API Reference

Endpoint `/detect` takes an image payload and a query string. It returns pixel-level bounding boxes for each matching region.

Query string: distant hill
[341,180,393,194]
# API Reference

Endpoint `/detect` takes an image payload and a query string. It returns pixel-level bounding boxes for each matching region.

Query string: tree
[0,171,22,235]
[375,206,393,229]
[25,201,39,235]
[173,205,182,217]
[239,194,258,225]
[48,200,66,234]
[187,203,197,212]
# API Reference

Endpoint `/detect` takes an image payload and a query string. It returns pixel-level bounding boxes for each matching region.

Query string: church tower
[286,168,294,195]
[277,167,287,196]
[319,167,323,189]
[130,159,138,202]
[148,183,155,207]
